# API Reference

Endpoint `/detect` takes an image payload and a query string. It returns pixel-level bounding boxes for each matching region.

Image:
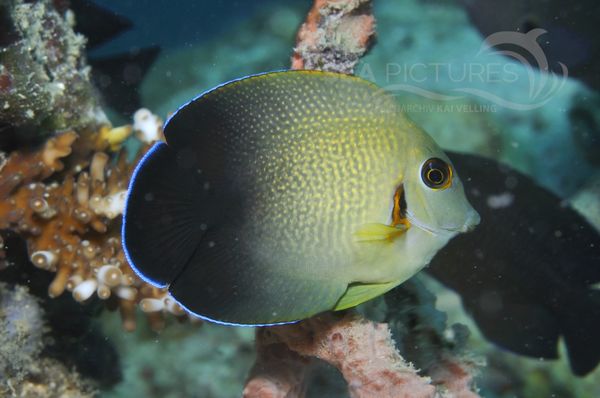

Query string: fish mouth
[405,208,480,235]
[405,210,440,235]
[460,209,481,232]
[391,184,480,235]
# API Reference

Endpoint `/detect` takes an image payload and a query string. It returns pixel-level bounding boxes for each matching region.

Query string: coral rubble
[292,0,375,73]
[0,0,107,138]
[0,282,97,397]
[0,283,45,383]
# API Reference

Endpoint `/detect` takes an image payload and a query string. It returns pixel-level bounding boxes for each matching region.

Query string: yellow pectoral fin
[333,280,400,311]
[353,223,408,242]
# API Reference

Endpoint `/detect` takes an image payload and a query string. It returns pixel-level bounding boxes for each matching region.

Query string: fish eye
[421,158,452,190]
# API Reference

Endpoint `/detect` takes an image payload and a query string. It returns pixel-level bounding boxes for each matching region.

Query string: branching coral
[0,111,183,332]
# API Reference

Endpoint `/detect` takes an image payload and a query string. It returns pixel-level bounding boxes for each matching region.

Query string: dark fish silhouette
[70,0,160,116]
[460,0,600,91]
[89,46,160,117]
[70,0,133,49]
[428,151,600,376]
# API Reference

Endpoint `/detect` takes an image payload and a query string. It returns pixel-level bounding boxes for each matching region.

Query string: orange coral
[0,114,186,332]
[0,131,76,199]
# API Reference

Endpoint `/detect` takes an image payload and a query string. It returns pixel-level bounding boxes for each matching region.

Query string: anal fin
[333,280,400,311]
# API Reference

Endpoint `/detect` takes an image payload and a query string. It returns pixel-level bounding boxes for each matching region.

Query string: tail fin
[562,289,600,376]
[122,142,212,287]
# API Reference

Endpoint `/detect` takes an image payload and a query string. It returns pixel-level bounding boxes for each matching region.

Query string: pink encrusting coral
[244,314,480,398]
[429,357,481,398]
[245,314,436,398]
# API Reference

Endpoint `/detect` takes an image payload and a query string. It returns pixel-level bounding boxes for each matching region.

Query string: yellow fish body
[123,70,479,326]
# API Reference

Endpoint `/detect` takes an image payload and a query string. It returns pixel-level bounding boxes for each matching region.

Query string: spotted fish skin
[194,73,407,278]
[123,70,477,325]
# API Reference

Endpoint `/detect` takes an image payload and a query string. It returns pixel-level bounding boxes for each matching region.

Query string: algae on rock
[0,282,97,397]
[0,0,107,141]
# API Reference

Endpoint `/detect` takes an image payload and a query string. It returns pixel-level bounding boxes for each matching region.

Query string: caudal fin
[562,289,600,376]
[122,142,213,287]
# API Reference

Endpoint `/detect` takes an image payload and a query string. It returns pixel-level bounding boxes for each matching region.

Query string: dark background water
[92,0,291,56]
